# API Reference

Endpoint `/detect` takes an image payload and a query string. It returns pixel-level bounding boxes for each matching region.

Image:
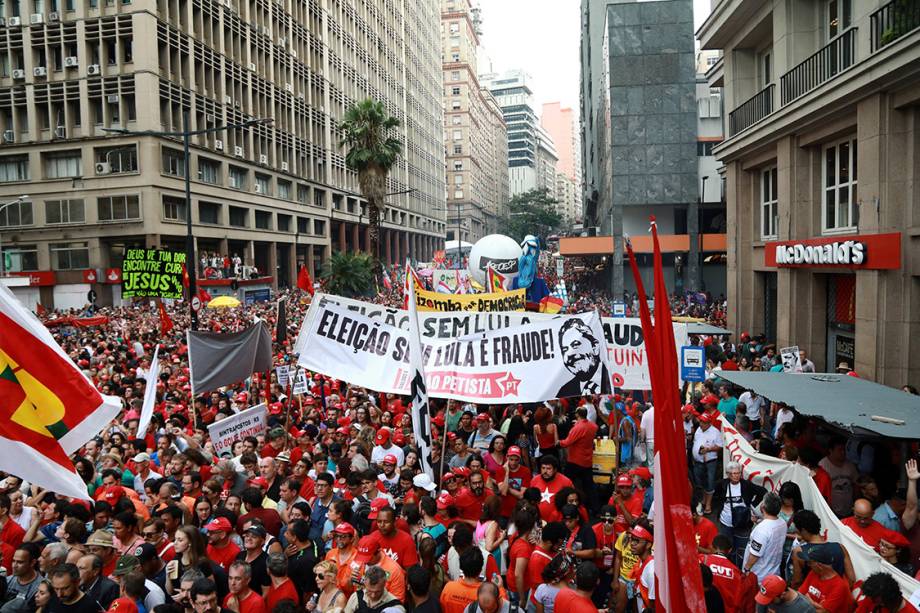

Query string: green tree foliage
[497,188,564,244]
[320,251,375,297]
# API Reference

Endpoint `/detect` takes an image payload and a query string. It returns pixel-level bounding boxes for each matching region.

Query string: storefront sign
[104,268,122,284]
[8,271,56,286]
[764,233,901,269]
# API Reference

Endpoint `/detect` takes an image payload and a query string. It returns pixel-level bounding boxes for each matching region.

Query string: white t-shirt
[640,407,655,444]
[719,482,743,527]
[692,426,722,462]
[738,392,765,422]
[743,517,787,584]
[773,408,794,437]
[371,444,405,467]
[641,556,656,600]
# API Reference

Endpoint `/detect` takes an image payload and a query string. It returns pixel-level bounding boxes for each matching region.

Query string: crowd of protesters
[1,267,918,613]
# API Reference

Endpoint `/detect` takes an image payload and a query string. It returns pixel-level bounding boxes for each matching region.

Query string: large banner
[208,404,267,457]
[296,300,612,402]
[414,285,526,312]
[299,294,686,389]
[121,249,186,299]
[721,420,920,597]
[430,269,470,293]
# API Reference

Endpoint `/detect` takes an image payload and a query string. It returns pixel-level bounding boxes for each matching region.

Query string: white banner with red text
[208,404,267,457]
[295,299,613,403]
[297,293,687,390]
[720,419,920,598]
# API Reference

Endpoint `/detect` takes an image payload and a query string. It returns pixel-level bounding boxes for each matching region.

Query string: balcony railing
[729,84,774,136]
[780,27,857,105]
[871,0,920,52]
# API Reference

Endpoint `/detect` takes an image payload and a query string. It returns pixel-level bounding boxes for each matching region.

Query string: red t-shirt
[798,572,853,613]
[155,539,176,563]
[699,553,742,613]
[841,517,887,549]
[265,578,300,611]
[259,443,281,459]
[207,540,242,572]
[453,487,489,522]
[592,522,617,571]
[856,598,920,613]
[554,588,595,610]
[493,465,532,518]
[530,473,574,522]
[526,546,555,595]
[610,489,645,534]
[0,519,25,549]
[813,466,832,503]
[298,477,315,501]
[373,529,419,567]
[695,517,718,551]
[506,536,534,594]
[223,590,266,613]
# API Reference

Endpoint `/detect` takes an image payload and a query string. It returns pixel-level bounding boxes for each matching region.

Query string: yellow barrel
[592,438,617,484]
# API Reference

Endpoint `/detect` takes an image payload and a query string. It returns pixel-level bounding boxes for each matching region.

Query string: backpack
[355,591,402,613]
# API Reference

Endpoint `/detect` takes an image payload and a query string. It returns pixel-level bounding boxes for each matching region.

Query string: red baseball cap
[368,498,390,520]
[436,493,455,510]
[335,427,349,436]
[382,454,398,466]
[507,446,522,458]
[447,432,457,441]
[354,535,380,563]
[701,394,719,406]
[247,477,269,489]
[755,576,786,605]
[392,432,406,446]
[204,517,233,533]
[629,467,652,480]
[375,428,391,444]
[333,522,356,536]
[431,415,446,427]
[452,467,471,478]
[616,475,633,487]
[475,413,491,422]
[104,486,126,504]
[630,525,653,543]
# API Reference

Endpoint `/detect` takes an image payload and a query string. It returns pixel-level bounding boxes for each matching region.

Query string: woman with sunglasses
[306,560,346,612]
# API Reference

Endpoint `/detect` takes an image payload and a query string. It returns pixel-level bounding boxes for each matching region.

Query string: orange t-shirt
[440,580,507,613]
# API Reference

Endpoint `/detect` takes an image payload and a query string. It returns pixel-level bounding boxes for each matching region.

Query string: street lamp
[0,195,30,278]
[103,114,273,329]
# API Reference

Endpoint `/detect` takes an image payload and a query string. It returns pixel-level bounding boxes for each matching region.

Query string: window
[162,148,185,177]
[0,155,29,182]
[449,22,459,34]
[451,70,459,81]
[454,174,463,185]
[453,144,462,155]
[45,199,84,224]
[255,210,272,229]
[162,196,187,222]
[451,100,461,110]
[254,173,270,195]
[314,189,326,207]
[297,184,309,204]
[451,52,460,62]
[697,142,715,156]
[277,213,291,232]
[706,55,718,66]
[98,194,140,221]
[823,137,857,232]
[452,130,462,141]
[826,0,851,39]
[199,201,220,224]
[50,242,89,270]
[761,167,778,239]
[451,115,461,125]
[453,160,463,171]
[0,199,32,227]
[314,219,325,236]
[229,165,247,189]
[451,86,460,96]
[229,206,248,227]
[198,158,219,184]
[278,180,292,200]
[1,244,38,271]
[297,217,309,233]
[44,151,81,178]
[454,189,463,199]
[759,49,772,88]
[96,146,138,173]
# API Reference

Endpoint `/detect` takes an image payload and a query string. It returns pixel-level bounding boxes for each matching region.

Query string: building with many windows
[698,0,920,383]
[441,0,507,244]
[0,0,446,308]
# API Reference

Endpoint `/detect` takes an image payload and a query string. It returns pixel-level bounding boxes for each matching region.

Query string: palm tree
[319,251,375,297]
[339,99,402,271]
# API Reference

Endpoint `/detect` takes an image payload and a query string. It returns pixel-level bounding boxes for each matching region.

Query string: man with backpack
[342,565,404,613]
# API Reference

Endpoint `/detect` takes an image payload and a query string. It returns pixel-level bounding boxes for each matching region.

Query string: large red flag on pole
[625,216,705,612]
[297,264,314,296]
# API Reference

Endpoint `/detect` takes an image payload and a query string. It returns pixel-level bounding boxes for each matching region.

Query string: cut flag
[197,287,212,303]
[136,345,159,438]
[187,323,273,395]
[276,300,287,344]
[158,301,173,335]
[297,264,315,296]
[0,284,121,499]
[625,217,705,613]
[406,266,434,476]
[486,264,506,293]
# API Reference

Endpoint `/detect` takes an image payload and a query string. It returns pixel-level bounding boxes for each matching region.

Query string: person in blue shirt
[717,385,739,425]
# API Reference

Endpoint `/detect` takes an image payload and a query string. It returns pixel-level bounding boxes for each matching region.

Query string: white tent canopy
[443,240,474,251]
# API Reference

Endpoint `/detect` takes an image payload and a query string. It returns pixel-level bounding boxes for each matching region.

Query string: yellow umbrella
[207,295,241,308]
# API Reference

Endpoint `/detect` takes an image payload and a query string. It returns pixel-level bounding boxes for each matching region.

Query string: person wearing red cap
[452,470,490,525]
[627,523,655,610]
[496,445,532,519]
[370,428,404,468]
[467,413,500,455]
[692,413,722,514]
[377,454,400,491]
[348,534,405,602]
[371,505,419,567]
[608,474,643,536]
[324,523,358,596]
[755,575,812,612]
[877,529,914,575]
[205,517,241,572]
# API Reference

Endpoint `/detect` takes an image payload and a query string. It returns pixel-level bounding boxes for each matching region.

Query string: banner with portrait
[299,294,686,390]
[295,300,612,402]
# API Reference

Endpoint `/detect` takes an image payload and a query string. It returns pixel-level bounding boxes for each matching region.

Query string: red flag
[625,216,705,613]
[158,301,173,335]
[197,287,212,303]
[297,264,314,295]
[36,303,46,317]
[181,264,190,289]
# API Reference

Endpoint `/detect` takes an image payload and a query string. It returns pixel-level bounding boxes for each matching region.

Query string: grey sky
[476,0,713,115]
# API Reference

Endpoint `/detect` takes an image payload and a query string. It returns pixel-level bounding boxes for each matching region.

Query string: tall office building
[543,101,583,225]
[441,0,508,244]
[0,0,446,308]
[482,69,558,198]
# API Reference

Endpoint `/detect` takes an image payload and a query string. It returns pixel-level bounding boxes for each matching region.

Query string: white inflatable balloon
[468,234,522,286]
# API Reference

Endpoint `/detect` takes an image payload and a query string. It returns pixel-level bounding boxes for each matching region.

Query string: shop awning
[687,323,731,335]
[716,371,920,439]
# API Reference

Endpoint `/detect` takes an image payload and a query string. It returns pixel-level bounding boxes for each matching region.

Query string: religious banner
[208,404,267,457]
[414,285,526,312]
[721,419,920,596]
[296,300,612,402]
[299,294,687,390]
[121,249,186,299]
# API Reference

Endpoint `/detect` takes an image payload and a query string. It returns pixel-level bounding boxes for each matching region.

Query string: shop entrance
[826,274,856,371]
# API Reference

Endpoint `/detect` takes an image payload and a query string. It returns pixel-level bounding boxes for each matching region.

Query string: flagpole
[186,330,198,428]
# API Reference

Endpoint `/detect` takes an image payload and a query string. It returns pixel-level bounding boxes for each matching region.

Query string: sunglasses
[603,518,615,524]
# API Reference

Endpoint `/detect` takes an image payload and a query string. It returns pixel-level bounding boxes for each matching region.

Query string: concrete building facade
[0,0,446,308]
[543,101,582,225]
[441,0,508,244]
[699,0,920,384]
